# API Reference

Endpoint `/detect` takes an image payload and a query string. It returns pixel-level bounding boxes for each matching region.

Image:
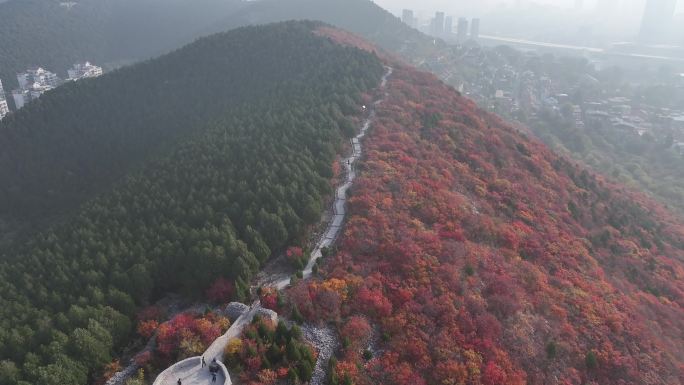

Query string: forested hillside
[0,21,384,384]
[294,63,684,384]
[0,15,379,227]
[0,0,246,88]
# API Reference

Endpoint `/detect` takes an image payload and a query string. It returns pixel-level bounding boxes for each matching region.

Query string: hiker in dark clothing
[177,379,182,385]
[212,373,217,383]
[201,356,206,368]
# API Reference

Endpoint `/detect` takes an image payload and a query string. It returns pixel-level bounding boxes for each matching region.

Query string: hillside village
[0,61,102,118]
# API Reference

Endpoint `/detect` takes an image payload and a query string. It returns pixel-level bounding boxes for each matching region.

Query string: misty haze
[380,0,684,42]
[0,1,683,385]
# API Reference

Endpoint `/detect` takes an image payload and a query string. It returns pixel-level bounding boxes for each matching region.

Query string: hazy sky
[374,0,684,40]
[374,0,684,16]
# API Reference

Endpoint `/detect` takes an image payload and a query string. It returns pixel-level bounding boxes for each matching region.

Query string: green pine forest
[0,21,384,385]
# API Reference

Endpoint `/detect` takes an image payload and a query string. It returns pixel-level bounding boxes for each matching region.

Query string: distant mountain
[0,0,247,89]
[0,22,383,383]
[210,0,432,55]
[0,0,431,92]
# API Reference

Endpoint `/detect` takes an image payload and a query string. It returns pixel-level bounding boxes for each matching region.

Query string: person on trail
[212,373,217,383]
[177,379,182,385]
[202,356,206,368]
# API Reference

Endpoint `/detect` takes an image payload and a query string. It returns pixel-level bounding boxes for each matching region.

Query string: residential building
[471,18,481,40]
[67,61,103,81]
[17,67,60,88]
[432,11,445,35]
[0,99,8,120]
[672,115,684,131]
[12,89,30,110]
[457,17,469,43]
[402,9,415,27]
[16,73,30,90]
[444,16,453,35]
[12,66,61,110]
[29,83,53,100]
[0,80,8,120]
[572,105,585,129]
[674,142,684,154]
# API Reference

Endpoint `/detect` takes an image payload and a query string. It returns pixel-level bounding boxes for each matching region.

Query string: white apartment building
[0,99,8,120]
[13,66,61,110]
[17,67,60,89]
[12,89,31,110]
[0,79,9,120]
[29,83,53,100]
[67,61,103,81]
[10,62,102,111]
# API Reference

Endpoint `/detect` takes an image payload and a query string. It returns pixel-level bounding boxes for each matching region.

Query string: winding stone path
[152,66,392,385]
[273,66,393,290]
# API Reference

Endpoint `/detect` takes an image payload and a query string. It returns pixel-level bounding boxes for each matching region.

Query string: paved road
[153,66,393,385]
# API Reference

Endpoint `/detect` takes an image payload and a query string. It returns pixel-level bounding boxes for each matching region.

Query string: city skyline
[390,0,684,44]
[375,0,684,14]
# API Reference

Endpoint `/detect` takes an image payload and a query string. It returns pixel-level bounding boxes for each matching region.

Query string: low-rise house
[12,66,62,110]
[67,61,103,81]
[0,80,9,120]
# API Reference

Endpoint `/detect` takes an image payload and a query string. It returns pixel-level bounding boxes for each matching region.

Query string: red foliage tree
[355,287,392,318]
[304,64,684,385]
[154,312,224,360]
[340,316,372,349]
[206,277,235,304]
[137,319,159,339]
[260,289,279,311]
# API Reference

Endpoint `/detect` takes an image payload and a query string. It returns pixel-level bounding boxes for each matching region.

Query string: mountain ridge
[209,0,429,52]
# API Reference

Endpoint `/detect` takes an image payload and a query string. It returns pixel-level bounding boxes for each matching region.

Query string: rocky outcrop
[301,324,339,385]
[104,363,139,385]
[224,302,249,322]
[255,307,278,324]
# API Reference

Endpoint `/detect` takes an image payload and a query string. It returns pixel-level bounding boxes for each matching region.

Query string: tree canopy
[302,65,684,385]
[0,21,384,385]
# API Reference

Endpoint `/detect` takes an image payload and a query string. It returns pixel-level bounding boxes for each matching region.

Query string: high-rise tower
[639,0,677,44]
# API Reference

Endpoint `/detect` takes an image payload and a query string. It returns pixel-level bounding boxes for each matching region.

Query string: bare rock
[224,302,249,322]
